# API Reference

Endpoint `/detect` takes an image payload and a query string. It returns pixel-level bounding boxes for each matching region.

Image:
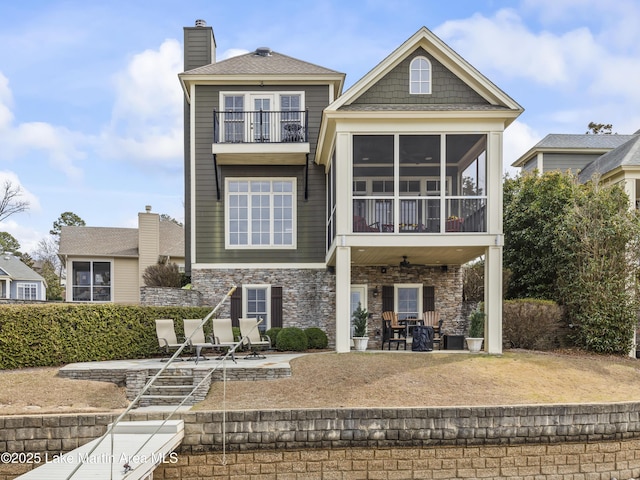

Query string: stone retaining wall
[140,286,202,306]
[2,403,640,479]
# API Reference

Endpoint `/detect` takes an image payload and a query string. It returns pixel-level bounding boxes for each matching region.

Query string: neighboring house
[179,21,523,353]
[512,133,638,175]
[58,206,184,303]
[0,253,47,301]
[512,132,640,208]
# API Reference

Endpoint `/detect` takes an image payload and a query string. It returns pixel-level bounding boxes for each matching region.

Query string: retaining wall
[2,403,640,479]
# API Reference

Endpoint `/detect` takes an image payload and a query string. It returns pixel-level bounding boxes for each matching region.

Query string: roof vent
[195,19,207,27]
[255,47,272,57]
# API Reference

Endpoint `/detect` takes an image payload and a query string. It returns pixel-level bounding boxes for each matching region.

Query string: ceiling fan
[399,256,411,268]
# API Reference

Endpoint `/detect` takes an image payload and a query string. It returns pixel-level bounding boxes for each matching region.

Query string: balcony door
[250,94,274,142]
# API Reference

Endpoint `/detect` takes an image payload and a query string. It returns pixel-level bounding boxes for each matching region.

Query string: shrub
[502,299,565,350]
[467,309,485,338]
[143,262,182,287]
[265,327,282,349]
[352,303,369,337]
[0,304,213,369]
[304,327,328,349]
[276,327,308,352]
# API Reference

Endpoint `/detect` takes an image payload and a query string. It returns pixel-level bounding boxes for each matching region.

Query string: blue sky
[1,0,640,253]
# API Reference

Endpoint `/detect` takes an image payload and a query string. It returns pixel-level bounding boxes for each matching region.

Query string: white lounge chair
[238,317,271,359]
[155,319,185,361]
[183,319,217,364]
[211,318,238,362]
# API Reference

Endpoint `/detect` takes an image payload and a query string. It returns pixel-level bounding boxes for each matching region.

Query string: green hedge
[0,304,213,369]
[275,327,308,352]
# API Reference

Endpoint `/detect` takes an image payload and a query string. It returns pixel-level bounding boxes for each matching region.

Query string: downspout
[304,153,309,201]
[213,153,220,201]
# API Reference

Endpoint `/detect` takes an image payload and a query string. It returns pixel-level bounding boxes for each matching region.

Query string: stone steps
[138,370,200,407]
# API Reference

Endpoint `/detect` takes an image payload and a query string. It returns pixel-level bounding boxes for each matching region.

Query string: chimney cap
[145,205,152,213]
[195,19,207,27]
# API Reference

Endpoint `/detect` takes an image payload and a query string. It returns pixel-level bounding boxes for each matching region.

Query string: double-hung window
[223,95,245,143]
[227,178,296,248]
[243,284,270,331]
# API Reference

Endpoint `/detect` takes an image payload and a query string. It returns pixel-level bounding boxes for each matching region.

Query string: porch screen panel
[353,135,394,232]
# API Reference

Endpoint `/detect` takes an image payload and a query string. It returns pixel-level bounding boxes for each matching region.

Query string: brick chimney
[183,19,216,71]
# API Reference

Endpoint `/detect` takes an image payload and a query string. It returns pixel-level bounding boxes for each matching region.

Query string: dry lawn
[0,367,128,415]
[3,350,640,415]
[195,350,640,410]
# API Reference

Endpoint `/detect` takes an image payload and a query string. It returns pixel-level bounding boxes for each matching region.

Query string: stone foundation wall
[3,402,640,479]
[192,268,337,343]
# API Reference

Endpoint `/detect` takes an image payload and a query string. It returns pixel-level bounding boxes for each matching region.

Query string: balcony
[212,110,310,165]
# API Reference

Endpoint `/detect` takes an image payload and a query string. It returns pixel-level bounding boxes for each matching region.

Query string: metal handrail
[213,109,308,144]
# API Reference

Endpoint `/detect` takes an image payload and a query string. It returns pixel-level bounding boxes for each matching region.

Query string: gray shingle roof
[578,135,640,182]
[0,254,46,282]
[339,103,510,112]
[58,221,184,258]
[533,134,636,150]
[182,50,343,76]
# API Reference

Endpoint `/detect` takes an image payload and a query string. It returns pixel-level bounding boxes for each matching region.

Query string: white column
[335,243,352,353]
[484,245,503,354]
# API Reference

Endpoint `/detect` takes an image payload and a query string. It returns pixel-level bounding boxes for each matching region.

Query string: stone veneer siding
[140,286,202,306]
[353,264,465,349]
[192,268,337,343]
[3,403,640,479]
[163,265,465,349]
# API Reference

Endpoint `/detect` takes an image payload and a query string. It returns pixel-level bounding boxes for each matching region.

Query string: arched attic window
[409,56,432,94]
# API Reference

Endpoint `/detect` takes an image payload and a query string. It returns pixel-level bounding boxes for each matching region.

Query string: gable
[351,47,487,107]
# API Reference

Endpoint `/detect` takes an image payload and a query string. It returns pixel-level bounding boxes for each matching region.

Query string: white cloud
[220,48,249,60]
[503,121,542,177]
[0,73,86,179]
[435,9,600,86]
[103,39,184,168]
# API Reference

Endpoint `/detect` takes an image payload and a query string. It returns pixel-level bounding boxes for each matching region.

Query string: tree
[160,214,183,227]
[50,211,86,238]
[39,259,64,301]
[0,231,21,254]
[556,179,640,354]
[0,180,29,223]
[586,122,613,135]
[503,171,574,300]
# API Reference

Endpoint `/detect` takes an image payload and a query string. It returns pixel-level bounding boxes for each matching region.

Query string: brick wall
[2,402,640,479]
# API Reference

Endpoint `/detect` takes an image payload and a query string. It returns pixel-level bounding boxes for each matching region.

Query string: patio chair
[183,319,217,364]
[211,318,238,362]
[238,317,271,359]
[381,311,407,350]
[422,311,443,349]
[155,319,185,361]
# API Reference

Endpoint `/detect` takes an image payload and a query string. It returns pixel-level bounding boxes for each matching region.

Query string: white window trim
[225,177,297,250]
[219,91,305,112]
[242,284,271,331]
[394,283,423,319]
[409,56,432,95]
[17,282,38,300]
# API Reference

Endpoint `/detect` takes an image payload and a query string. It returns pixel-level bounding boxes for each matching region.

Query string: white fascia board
[191,263,327,270]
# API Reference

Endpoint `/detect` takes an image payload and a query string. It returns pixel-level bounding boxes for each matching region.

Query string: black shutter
[382,286,394,312]
[271,286,283,328]
[230,287,242,327]
[423,286,435,312]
